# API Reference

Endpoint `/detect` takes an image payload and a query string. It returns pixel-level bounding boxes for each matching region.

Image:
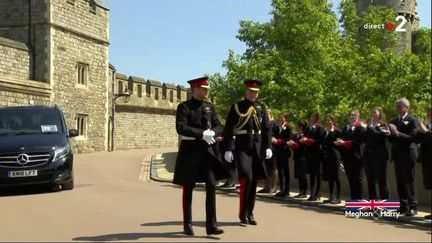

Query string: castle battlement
[111,69,191,112]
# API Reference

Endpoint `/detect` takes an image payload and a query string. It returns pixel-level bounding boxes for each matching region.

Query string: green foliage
[212,0,431,125]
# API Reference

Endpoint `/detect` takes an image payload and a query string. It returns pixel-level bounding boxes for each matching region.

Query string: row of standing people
[261,100,431,218]
[173,76,430,236]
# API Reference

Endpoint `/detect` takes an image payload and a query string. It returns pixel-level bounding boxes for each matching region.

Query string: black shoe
[331,198,341,204]
[183,224,194,236]
[206,227,224,235]
[424,214,431,220]
[294,193,308,199]
[307,194,321,202]
[220,181,235,188]
[239,216,249,224]
[323,198,334,204]
[247,215,257,225]
[257,188,270,193]
[405,209,417,217]
[275,191,289,197]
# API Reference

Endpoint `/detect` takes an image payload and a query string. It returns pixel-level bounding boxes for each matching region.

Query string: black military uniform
[363,123,390,199]
[223,79,271,225]
[416,122,432,190]
[173,77,229,236]
[321,127,342,203]
[288,123,308,198]
[338,122,366,200]
[272,121,292,197]
[260,119,278,193]
[415,119,431,219]
[303,123,324,201]
[389,114,419,215]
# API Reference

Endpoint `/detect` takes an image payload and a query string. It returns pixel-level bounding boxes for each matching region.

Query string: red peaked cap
[187,76,209,89]
[244,79,262,91]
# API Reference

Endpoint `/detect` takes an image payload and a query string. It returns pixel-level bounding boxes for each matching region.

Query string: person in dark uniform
[258,109,278,193]
[414,105,432,219]
[173,76,229,235]
[300,112,323,201]
[321,114,342,204]
[388,98,419,216]
[287,120,309,198]
[335,109,365,200]
[223,79,272,225]
[363,107,390,200]
[272,113,292,197]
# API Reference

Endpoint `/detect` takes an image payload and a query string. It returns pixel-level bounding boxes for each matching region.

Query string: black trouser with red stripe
[236,150,261,219]
[182,167,217,230]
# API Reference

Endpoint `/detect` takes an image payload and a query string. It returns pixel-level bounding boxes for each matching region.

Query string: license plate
[8,170,38,178]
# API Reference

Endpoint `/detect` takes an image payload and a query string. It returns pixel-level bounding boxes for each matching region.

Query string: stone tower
[0,0,110,152]
[50,0,110,152]
[355,0,420,52]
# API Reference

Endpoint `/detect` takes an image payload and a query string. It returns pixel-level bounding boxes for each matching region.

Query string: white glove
[202,129,216,145]
[224,151,234,163]
[265,148,273,159]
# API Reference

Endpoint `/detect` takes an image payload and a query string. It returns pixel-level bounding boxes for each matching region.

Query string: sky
[105,0,431,86]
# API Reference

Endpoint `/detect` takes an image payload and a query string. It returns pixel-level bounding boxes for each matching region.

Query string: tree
[212,0,431,124]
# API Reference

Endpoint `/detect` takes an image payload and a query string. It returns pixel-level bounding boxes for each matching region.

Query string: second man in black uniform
[223,79,272,225]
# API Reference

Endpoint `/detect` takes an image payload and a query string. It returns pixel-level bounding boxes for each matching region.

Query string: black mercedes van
[0,105,78,190]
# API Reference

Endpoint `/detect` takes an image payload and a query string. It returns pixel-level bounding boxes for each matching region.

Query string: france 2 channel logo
[363,15,408,33]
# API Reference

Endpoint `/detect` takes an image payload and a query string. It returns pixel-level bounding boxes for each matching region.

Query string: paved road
[0,149,430,242]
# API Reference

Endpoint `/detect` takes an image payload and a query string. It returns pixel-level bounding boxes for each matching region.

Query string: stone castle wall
[49,0,109,153]
[0,76,51,107]
[51,30,109,153]
[0,37,32,79]
[114,107,177,150]
[0,0,31,43]
[110,73,190,151]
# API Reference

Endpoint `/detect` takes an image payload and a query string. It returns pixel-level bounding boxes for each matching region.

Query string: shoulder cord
[233,104,261,132]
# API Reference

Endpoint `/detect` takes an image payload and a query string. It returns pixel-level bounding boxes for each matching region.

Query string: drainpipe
[28,0,36,80]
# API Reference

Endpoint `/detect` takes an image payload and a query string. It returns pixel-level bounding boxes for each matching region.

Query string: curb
[149,154,432,229]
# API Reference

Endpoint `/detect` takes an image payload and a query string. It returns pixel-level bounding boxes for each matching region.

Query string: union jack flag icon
[345,199,400,212]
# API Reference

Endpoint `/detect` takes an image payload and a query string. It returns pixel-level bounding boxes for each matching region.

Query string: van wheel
[62,176,74,190]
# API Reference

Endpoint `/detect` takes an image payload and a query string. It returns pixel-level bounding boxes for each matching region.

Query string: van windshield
[0,108,64,136]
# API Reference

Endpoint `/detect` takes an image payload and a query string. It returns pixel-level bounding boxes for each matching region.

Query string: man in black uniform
[223,79,272,225]
[388,98,419,216]
[173,76,229,235]
[300,112,323,201]
[273,113,292,197]
[335,109,365,200]
[414,105,431,219]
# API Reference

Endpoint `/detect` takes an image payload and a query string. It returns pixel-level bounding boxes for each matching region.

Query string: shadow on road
[141,220,241,227]
[73,232,219,241]
[0,184,58,197]
[160,152,177,173]
[0,184,92,197]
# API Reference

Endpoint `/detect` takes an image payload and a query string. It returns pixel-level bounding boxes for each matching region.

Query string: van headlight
[53,146,69,162]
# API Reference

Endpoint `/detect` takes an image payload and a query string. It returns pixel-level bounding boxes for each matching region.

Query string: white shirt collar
[400,113,408,120]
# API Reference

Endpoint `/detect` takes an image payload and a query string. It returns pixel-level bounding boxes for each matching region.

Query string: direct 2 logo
[363,15,408,32]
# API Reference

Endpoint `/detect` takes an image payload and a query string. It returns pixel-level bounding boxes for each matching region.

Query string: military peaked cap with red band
[244,79,262,91]
[187,76,209,89]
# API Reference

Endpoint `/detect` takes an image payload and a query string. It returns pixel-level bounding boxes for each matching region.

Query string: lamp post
[110,88,132,151]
